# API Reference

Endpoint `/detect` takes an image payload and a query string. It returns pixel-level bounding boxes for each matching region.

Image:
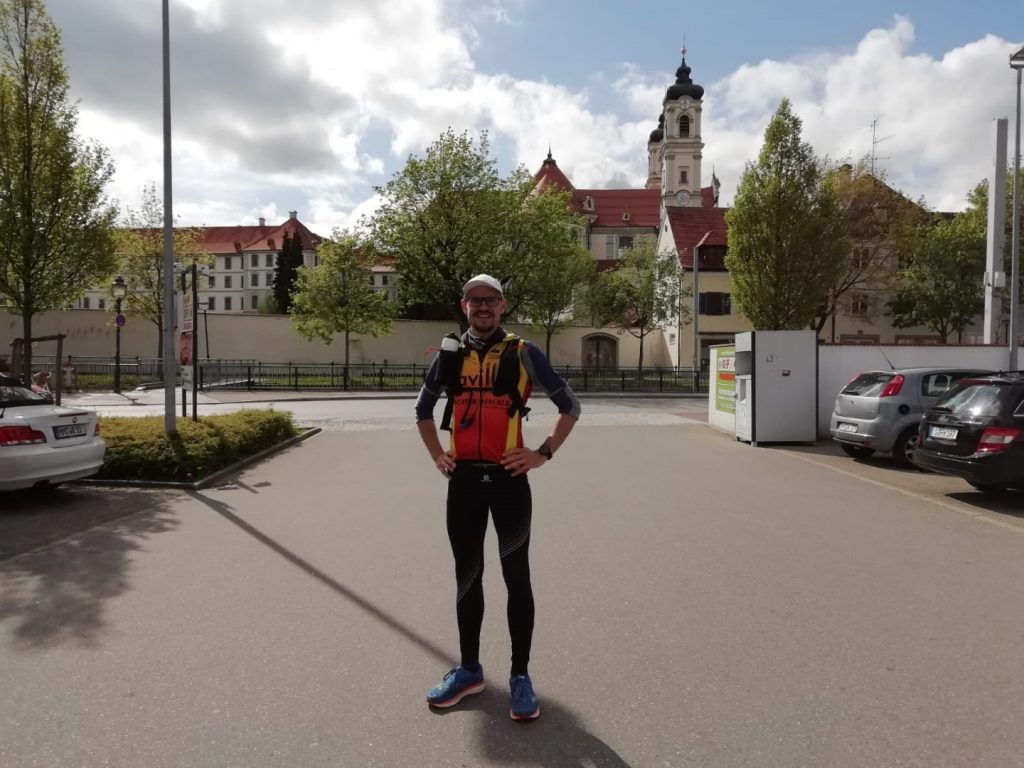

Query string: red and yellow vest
[448,334,532,462]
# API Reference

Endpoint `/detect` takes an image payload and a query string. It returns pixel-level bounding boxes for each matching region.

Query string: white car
[0,375,105,490]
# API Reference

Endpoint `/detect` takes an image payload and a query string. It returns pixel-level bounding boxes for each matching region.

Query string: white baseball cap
[462,274,504,296]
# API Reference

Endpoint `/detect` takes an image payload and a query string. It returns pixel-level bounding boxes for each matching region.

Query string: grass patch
[95,409,299,482]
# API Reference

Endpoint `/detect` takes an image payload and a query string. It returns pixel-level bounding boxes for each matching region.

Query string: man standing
[415,274,581,721]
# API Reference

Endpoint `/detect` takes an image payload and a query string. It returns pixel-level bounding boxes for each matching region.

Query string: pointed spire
[542,147,556,166]
[664,47,704,103]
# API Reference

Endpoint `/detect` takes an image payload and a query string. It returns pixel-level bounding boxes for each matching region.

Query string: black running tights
[446,474,534,677]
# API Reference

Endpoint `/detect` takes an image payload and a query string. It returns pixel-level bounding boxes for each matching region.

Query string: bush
[96,409,299,482]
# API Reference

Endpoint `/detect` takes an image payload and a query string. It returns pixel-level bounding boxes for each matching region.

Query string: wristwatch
[537,443,553,461]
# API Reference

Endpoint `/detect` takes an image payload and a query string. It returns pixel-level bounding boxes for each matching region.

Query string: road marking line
[778,450,1024,536]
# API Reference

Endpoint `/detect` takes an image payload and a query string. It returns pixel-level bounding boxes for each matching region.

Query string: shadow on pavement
[191,491,631,766]
[947,490,1024,519]
[0,487,179,648]
[436,690,633,767]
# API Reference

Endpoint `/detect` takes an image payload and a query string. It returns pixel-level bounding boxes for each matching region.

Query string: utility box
[734,330,817,445]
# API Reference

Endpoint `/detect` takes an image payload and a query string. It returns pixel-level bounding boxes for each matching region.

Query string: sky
[44,0,1024,237]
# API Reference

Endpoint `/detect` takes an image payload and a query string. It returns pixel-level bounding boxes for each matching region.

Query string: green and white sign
[716,347,735,414]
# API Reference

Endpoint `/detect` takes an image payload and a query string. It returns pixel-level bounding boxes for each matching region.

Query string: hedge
[96,409,298,482]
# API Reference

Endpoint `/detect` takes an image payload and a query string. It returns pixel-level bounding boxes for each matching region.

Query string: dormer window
[679,115,690,138]
[582,195,594,211]
[622,212,631,222]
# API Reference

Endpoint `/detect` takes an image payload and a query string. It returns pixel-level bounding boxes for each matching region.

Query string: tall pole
[691,231,711,384]
[161,0,176,434]
[192,263,199,421]
[113,297,122,394]
[1011,55,1023,370]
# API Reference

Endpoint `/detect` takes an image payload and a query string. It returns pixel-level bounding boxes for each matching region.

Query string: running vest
[439,333,532,462]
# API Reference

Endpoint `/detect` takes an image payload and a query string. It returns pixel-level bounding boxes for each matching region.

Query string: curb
[75,427,323,491]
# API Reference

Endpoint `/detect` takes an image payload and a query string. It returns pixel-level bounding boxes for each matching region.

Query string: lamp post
[111,275,128,394]
[1010,45,1024,370]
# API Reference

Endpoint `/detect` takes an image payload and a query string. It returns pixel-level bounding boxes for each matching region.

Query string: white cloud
[52,2,1023,231]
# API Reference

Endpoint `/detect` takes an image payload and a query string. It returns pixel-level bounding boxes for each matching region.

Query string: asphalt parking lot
[2,397,1023,767]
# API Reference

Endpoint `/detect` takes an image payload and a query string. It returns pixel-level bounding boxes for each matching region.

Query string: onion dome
[648,113,665,143]
[664,48,704,103]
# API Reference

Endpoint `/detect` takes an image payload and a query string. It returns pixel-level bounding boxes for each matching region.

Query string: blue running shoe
[426,666,485,708]
[509,674,540,720]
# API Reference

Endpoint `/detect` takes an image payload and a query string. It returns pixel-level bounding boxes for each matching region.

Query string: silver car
[830,367,992,467]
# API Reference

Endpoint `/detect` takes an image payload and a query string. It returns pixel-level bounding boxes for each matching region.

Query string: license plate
[837,423,857,433]
[53,423,87,440]
[929,426,958,440]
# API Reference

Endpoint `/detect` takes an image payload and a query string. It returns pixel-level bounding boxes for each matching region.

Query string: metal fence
[26,356,708,394]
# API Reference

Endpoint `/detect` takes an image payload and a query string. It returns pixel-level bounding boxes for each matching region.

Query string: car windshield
[842,372,894,397]
[0,379,50,406]
[933,383,1004,419]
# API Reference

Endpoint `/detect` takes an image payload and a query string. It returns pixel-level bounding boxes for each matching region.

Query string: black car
[912,372,1024,493]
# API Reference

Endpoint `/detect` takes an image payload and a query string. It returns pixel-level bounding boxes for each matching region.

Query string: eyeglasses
[463,296,502,307]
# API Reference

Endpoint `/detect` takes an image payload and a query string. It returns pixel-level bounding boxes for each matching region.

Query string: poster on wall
[716,347,735,414]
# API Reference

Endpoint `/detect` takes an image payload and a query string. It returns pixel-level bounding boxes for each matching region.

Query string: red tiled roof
[577,189,661,228]
[667,207,729,268]
[193,218,322,254]
[534,155,576,194]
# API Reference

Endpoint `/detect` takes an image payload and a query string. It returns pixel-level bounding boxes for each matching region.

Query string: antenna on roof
[869,116,893,176]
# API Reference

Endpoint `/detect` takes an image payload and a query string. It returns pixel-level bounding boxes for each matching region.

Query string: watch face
[675,191,690,205]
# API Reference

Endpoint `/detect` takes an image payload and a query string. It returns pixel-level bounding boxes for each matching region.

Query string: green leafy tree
[290,229,394,389]
[816,159,928,339]
[520,235,595,358]
[370,128,581,331]
[0,0,117,380]
[962,169,1024,319]
[887,214,985,343]
[115,183,210,358]
[725,99,848,329]
[272,230,303,313]
[589,235,684,371]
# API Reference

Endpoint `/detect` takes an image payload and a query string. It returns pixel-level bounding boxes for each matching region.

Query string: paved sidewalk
[2,420,1024,767]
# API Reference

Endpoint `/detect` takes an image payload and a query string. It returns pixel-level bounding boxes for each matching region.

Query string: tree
[589,235,683,371]
[115,183,210,358]
[370,128,582,331]
[0,0,117,381]
[887,214,985,343]
[520,235,595,357]
[272,230,303,313]
[815,159,928,339]
[290,230,394,389]
[725,99,848,330]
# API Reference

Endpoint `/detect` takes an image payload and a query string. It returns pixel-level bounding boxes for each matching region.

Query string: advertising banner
[716,347,735,414]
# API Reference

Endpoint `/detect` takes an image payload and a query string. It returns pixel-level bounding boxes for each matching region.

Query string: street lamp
[1010,45,1024,370]
[111,275,128,393]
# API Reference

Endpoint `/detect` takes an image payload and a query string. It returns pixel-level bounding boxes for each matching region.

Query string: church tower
[660,49,704,208]
[645,113,664,189]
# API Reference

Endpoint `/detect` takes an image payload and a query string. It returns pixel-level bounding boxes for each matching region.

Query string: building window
[698,292,731,315]
[381,275,389,286]
[852,247,870,270]
[840,333,879,345]
[679,169,688,184]
[225,257,232,270]
[582,195,594,211]
[369,274,375,286]
[207,297,216,311]
[850,294,869,315]
[251,295,258,310]
[83,297,90,309]
[605,236,615,259]
[250,274,258,287]
[98,299,106,310]
[209,276,215,289]
[679,115,690,137]
[894,252,912,272]
[266,254,273,267]
[224,297,232,311]
[251,254,258,267]
[225,276,233,289]
[265,272,273,286]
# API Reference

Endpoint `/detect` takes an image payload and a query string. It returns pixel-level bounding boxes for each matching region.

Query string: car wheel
[892,427,921,469]
[840,444,876,459]
[968,481,1009,494]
